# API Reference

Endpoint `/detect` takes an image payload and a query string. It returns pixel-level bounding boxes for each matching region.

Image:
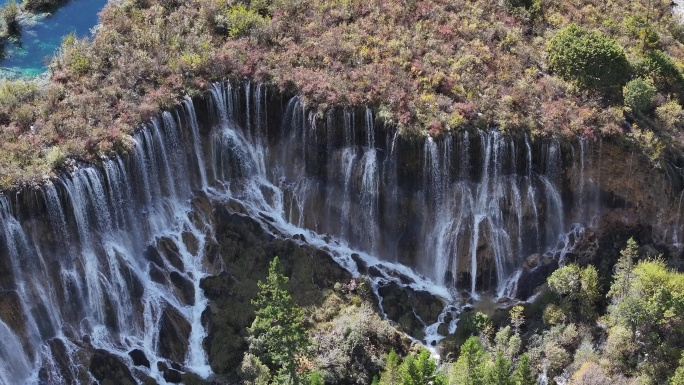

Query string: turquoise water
[0,0,107,78]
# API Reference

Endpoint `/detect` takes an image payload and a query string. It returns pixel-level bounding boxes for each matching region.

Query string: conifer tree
[247,257,309,384]
[450,336,486,385]
[513,354,535,385]
[378,349,401,385]
[483,351,512,385]
[608,237,638,303]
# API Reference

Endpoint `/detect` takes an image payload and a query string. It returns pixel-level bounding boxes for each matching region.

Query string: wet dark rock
[385,270,415,285]
[181,372,208,384]
[377,282,444,339]
[259,212,275,223]
[143,245,164,267]
[170,271,195,306]
[42,339,75,384]
[351,253,367,274]
[141,375,160,385]
[497,297,510,304]
[157,237,185,272]
[163,368,183,383]
[31,302,57,340]
[437,322,449,335]
[102,292,119,334]
[170,361,182,371]
[82,335,91,344]
[157,361,168,372]
[129,349,150,368]
[200,271,240,301]
[523,254,540,270]
[367,266,383,278]
[182,231,200,255]
[0,244,15,290]
[89,349,136,385]
[158,306,191,363]
[149,263,167,285]
[515,258,558,300]
[0,291,26,338]
[118,255,144,299]
[293,233,307,242]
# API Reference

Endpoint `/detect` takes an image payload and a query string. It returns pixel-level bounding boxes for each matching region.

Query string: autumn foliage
[1,0,684,187]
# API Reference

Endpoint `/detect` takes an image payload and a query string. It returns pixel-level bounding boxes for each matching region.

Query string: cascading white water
[0,97,214,383]
[0,80,601,383]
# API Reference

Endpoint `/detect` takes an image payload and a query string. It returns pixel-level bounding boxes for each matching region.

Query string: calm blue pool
[0,0,107,77]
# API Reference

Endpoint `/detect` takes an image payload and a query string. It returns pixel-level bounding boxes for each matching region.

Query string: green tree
[378,349,401,385]
[510,305,525,335]
[247,257,309,384]
[396,349,446,385]
[609,238,638,303]
[483,351,512,385]
[670,352,684,385]
[547,24,631,96]
[547,264,599,322]
[239,353,271,385]
[513,354,535,385]
[624,78,657,114]
[449,336,487,385]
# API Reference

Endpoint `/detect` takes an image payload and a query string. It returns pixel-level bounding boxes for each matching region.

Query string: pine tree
[450,336,486,385]
[608,237,638,303]
[510,306,525,336]
[513,354,535,385]
[670,354,684,385]
[247,257,309,384]
[484,351,512,385]
[399,353,420,385]
[379,349,401,385]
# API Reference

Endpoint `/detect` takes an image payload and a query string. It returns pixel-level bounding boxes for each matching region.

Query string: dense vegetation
[368,239,684,384]
[0,0,684,186]
[235,239,684,384]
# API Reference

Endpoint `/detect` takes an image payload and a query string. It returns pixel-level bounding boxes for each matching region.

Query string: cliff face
[0,81,681,383]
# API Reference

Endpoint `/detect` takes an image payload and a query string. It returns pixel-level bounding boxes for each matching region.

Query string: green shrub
[623,78,656,114]
[638,50,684,101]
[624,15,660,51]
[2,1,20,36]
[22,0,66,12]
[221,4,268,37]
[0,79,37,127]
[655,100,684,131]
[60,33,91,75]
[547,24,631,96]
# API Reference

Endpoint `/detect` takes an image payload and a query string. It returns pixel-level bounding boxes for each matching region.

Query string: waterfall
[0,80,603,383]
[0,96,212,383]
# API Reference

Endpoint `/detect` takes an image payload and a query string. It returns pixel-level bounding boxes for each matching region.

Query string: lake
[0,0,107,78]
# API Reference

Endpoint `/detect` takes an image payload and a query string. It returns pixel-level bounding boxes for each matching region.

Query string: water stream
[0,81,657,383]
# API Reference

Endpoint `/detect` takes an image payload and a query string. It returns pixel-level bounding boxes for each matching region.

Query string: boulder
[129,349,150,368]
[143,245,164,267]
[523,254,540,271]
[89,349,136,385]
[170,271,195,306]
[351,253,367,274]
[157,237,185,272]
[158,306,191,363]
[163,368,183,383]
[377,282,444,339]
[182,231,200,255]
[149,263,167,285]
